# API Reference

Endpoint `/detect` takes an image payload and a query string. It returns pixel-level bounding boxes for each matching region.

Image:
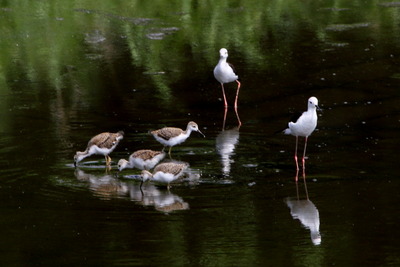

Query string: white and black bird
[213,48,241,109]
[118,149,166,171]
[74,131,124,167]
[284,97,321,172]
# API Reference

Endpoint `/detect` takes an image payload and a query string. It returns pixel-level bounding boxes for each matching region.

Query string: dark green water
[1,0,400,266]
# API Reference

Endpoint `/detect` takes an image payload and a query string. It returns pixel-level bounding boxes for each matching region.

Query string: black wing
[228,62,239,76]
[289,112,303,123]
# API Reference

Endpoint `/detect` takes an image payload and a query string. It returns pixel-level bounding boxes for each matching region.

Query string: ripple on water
[378,2,400,7]
[318,7,351,12]
[326,22,370,31]
[146,27,179,40]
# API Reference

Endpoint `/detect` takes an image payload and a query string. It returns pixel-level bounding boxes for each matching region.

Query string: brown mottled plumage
[153,162,187,176]
[132,150,163,160]
[118,149,166,171]
[152,127,183,141]
[87,132,122,149]
[74,131,124,167]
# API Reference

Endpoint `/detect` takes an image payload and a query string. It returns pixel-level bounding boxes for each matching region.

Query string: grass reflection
[1,0,399,127]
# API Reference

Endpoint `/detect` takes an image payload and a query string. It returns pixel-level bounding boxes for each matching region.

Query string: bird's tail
[283,128,291,135]
[273,128,290,135]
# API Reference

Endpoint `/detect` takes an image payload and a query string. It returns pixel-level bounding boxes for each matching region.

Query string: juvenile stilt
[141,162,188,190]
[151,121,205,155]
[74,131,124,167]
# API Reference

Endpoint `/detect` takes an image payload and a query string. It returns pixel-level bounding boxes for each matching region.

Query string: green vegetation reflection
[1,0,400,103]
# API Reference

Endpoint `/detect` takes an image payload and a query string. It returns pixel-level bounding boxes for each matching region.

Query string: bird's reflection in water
[74,169,189,213]
[75,168,129,200]
[285,171,321,245]
[216,107,241,176]
[134,184,189,213]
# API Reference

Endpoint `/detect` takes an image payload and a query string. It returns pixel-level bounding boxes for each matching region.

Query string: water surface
[0,0,399,266]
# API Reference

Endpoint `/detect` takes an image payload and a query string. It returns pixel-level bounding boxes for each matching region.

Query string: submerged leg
[222,106,228,130]
[302,170,309,200]
[295,171,300,198]
[294,136,300,174]
[234,80,241,109]
[234,105,242,128]
[168,146,172,156]
[302,136,308,170]
[221,83,228,108]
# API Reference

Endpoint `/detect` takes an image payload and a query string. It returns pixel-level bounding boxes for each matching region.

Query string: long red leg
[234,80,241,109]
[302,136,308,170]
[221,83,228,108]
[294,136,299,173]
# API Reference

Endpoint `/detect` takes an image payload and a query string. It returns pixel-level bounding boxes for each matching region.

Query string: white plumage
[213,48,241,108]
[284,97,320,174]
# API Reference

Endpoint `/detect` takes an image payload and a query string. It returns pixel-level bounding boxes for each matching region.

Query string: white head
[117,159,129,172]
[116,131,125,140]
[308,96,320,110]
[219,48,229,59]
[311,231,322,246]
[74,151,86,166]
[187,121,205,137]
[141,170,152,182]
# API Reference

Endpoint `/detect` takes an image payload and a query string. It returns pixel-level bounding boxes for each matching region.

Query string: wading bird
[284,97,320,175]
[151,121,205,155]
[213,48,241,109]
[74,131,124,167]
[141,162,188,190]
[118,149,166,171]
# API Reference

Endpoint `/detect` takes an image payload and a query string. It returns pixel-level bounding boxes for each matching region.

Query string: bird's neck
[183,126,193,136]
[307,107,316,115]
[142,170,153,181]
[76,150,91,162]
[126,159,135,168]
[218,56,227,64]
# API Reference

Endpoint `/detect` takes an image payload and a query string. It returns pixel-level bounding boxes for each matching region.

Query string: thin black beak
[197,129,205,138]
